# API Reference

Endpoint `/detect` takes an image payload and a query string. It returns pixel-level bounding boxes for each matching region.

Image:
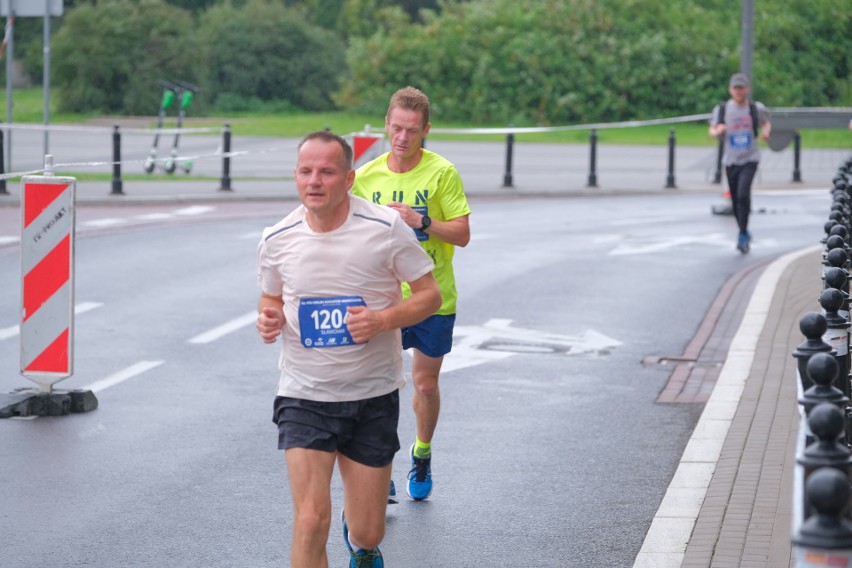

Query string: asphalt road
[0,188,828,567]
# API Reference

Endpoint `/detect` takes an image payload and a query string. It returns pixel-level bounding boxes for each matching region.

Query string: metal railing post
[503,132,514,188]
[713,138,723,184]
[587,129,598,188]
[219,124,232,192]
[665,128,677,189]
[0,129,6,195]
[793,132,802,182]
[111,125,123,195]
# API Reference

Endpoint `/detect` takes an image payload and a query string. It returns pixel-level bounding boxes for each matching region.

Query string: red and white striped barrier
[20,175,76,392]
[346,130,386,169]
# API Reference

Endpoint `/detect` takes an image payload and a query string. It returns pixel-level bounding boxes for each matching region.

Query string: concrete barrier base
[0,389,98,418]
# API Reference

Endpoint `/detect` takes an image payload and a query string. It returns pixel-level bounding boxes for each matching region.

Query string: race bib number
[413,206,430,242]
[729,132,752,150]
[298,296,366,348]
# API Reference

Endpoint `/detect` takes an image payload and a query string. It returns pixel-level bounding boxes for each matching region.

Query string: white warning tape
[430,113,713,135]
[0,123,221,135]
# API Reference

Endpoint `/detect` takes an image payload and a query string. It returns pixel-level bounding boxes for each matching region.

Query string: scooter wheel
[143,159,155,174]
[164,160,176,174]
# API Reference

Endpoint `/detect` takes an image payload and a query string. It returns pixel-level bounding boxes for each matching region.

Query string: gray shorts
[271,390,400,468]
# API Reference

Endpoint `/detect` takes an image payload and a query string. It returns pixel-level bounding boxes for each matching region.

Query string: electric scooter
[163,81,199,175]
[143,80,177,174]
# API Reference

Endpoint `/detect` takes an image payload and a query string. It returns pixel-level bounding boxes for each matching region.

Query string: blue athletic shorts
[401,314,456,358]
[272,390,400,468]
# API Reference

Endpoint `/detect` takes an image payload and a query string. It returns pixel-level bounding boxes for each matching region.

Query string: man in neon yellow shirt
[352,86,471,501]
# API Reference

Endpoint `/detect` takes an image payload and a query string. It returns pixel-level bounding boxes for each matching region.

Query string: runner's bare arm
[345,273,441,344]
[257,293,285,344]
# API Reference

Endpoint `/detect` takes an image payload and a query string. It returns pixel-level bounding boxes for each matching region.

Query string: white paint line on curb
[83,360,164,394]
[632,244,821,568]
[188,311,257,344]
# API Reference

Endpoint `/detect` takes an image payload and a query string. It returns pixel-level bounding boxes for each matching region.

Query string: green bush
[52,0,200,115]
[338,0,850,125]
[195,0,345,112]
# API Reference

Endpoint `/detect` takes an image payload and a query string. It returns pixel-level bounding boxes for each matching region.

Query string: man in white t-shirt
[256,131,441,568]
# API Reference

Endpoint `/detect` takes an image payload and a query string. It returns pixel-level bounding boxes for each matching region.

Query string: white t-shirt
[257,194,434,402]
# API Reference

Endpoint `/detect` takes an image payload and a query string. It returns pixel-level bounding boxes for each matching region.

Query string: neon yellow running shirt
[353,149,470,315]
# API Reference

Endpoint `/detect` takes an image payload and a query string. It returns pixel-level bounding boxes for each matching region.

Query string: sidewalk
[634,246,823,568]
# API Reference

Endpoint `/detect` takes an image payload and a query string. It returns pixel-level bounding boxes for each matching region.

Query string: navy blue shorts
[272,390,400,468]
[402,314,456,358]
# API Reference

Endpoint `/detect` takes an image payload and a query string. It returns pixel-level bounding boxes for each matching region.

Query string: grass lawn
[1,87,849,148]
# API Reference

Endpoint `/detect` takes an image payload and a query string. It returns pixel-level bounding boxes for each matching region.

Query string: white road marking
[0,236,19,245]
[0,301,103,341]
[440,318,621,373]
[607,233,778,256]
[609,216,680,227]
[174,205,215,216]
[189,311,257,344]
[83,360,164,393]
[134,213,174,221]
[83,206,215,229]
[81,218,127,228]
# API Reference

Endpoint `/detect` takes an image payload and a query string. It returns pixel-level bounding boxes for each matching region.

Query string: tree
[52,0,199,114]
[196,0,345,111]
[338,0,850,125]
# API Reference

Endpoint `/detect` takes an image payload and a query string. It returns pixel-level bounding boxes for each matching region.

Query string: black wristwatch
[419,215,432,231]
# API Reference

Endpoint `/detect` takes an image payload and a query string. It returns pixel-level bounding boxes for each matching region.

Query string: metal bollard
[793,312,834,391]
[111,125,123,195]
[587,129,598,188]
[820,288,851,400]
[799,352,848,417]
[219,124,232,192]
[713,138,723,184]
[799,403,852,476]
[503,132,514,188]
[824,267,850,322]
[826,235,852,266]
[826,248,850,278]
[793,132,802,182]
[0,129,6,195]
[665,128,676,189]
[793,467,852,564]
[798,403,852,517]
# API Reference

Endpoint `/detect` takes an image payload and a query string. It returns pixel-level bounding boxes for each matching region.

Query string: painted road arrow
[439,318,622,373]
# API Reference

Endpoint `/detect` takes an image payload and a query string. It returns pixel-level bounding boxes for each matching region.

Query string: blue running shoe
[406,444,433,501]
[736,231,750,253]
[342,511,384,568]
[388,480,398,504]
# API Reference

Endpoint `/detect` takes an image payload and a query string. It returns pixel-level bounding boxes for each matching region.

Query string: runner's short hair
[387,86,430,128]
[298,131,353,169]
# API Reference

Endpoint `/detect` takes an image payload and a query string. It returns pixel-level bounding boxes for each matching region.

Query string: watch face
[421,215,431,230]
